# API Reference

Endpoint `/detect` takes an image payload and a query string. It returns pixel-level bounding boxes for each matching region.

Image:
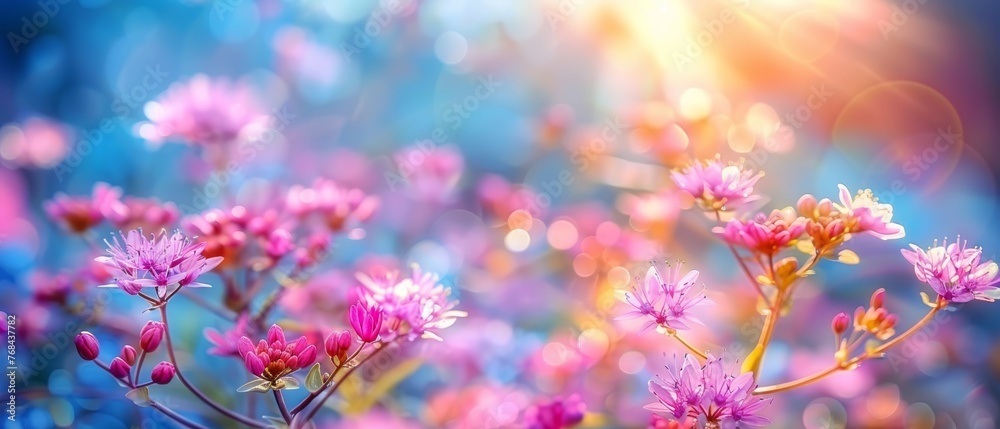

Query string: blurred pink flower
[182,207,251,270]
[205,314,252,357]
[391,144,464,203]
[835,184,904,240]
[477,174,542,220]
[106,197,179,232]
[44,182,122,233]
[29,271,73,305]
[143,74,266,146]
[524,395,586,429]
[0,117,70,168]
[286,178,378,231]
[671,157,763,212]
[95,230,223,295]
[902,238,1000,303]
[357,264,466,341]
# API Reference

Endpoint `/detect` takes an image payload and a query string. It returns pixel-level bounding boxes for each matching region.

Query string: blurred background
[2,0,1000,428]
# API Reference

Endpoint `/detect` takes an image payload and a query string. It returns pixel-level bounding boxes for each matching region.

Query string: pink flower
[713,208,806,256]
[618,263,713,333]
[142,74,266,146]
[139,321,165,352]
[182,207,250,271]
[524,395,586,429]
[0,116,70,168]
[901,238,1000,303]
[286,179,379,231]
[44,182,122,233]
[105,197,179,232]
[150,362,176,384]
[357,265,466,342]
[391,144,465,203]
[204,314,252,357]
[120,345,138,366]
[109,357,131,379]
[237,324,317,384]
[95,230,223,295]
[835,184,904,240]
[647,354,770,427]
[831,312,850,336]
[671,157,763,212]
[324,331,353,365]
[350,301,383,343]
[74,332,100,361]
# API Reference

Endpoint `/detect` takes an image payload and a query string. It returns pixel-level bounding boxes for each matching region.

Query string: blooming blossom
[713,208,806,256]
[671,158,763,212]
[95,230,223,295]
[356,265,466,341]
[618,263,713,333]
[834,185,904,240]
[237,324,317,390]
[45,182,122,233]
[524,395,586,429]
[901,238,1000,303]
[142,74,266,146]
[647,354,770,427]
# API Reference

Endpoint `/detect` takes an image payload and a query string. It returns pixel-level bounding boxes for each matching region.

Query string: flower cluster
[524,395,586,429]
[902,237,1000,303]
[619,263,712,333]
[357,264,467,341]
[286,178,379,232]
[797,184,905,253]
[647,354,770,428]
[95,230,222,295]
[237,324,317,390]
[713,208,805,257]
[671,158,763,212]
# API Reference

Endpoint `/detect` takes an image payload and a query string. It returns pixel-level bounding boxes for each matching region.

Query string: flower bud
[796,194,817,217]
[121,345,138,366]
[140,321,165,352]
[324,331,352,364]
[74,332,101,361]
[150,362,176,384]
[109,357,131,379]
[831,312,850,335]
[349,301,383,343]
[870,288,886,310]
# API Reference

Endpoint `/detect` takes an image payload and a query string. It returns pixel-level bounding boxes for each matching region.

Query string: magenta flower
[524,395,586,429]
[901,238,1000,303]
[671,158,764,212]
[324,331,353,365]
[357,265,466,342]
[647,354,770,427]
[109,357,131,379]
[120,345,138,366]
[237,324,317,390]
[618,263,713,333]
[139,321,165,352]
[95,230,223,295]
[286,179,379,231]
[204,314,252,357]
[150,362,176,384]
[350,301,383,343]
[106,197,179,232]
[74,331,100,361]
[44,182,122,233]
[713,208,806,256]
[835,184,904,240]
[142,74,266,146]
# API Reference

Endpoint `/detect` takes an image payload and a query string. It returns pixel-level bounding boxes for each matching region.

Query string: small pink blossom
[237,324,317,384]
[391,144,465,203]
[647,354,770,427]
[349,301,384,343]
[524,395,586,429]
[143,74,266,146]
[618,263,713,333]
[902,238,1000,303]
[204,314,252,357]
[671,158,763,212]
[95,230,223,295]
[357,265,466,342]
[286,178,378,231]
[45,182,122,233]
[835,184,904,240]
[713,208,806,256]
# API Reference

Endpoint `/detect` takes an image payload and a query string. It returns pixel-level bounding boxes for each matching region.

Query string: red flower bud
[831,312,850,335]
[140,321,165,352]
[120,345,138,366]
[324,331,352,364]
[109,357,131,379]
[150,362,176,384]
[870,288,886,310]
[74,332,100,361]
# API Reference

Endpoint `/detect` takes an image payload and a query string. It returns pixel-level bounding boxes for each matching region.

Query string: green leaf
[305,363,323,393]
[125,387,151,407]
[278,376,300,391]
[237,379,272,393]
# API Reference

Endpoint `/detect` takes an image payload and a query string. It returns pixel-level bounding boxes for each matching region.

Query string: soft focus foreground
[3,1,1000,428]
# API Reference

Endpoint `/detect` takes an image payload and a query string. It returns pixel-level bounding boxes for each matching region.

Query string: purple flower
[95,230,223,295]
[901,238,1000,303]
[142,74,266,146]
[356,264,466,342]
[237,324,316,385]
[836,184,904,240]
[109,357,131,379]
[139,321,165,352]
[150,362,176,385]
[618,263,713,333]
[74,332,100,361]
[204,314,251,357]
[350,301,383,343]
[646,354,770,427]
[524,395,586,429]
[671,157,763,212]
